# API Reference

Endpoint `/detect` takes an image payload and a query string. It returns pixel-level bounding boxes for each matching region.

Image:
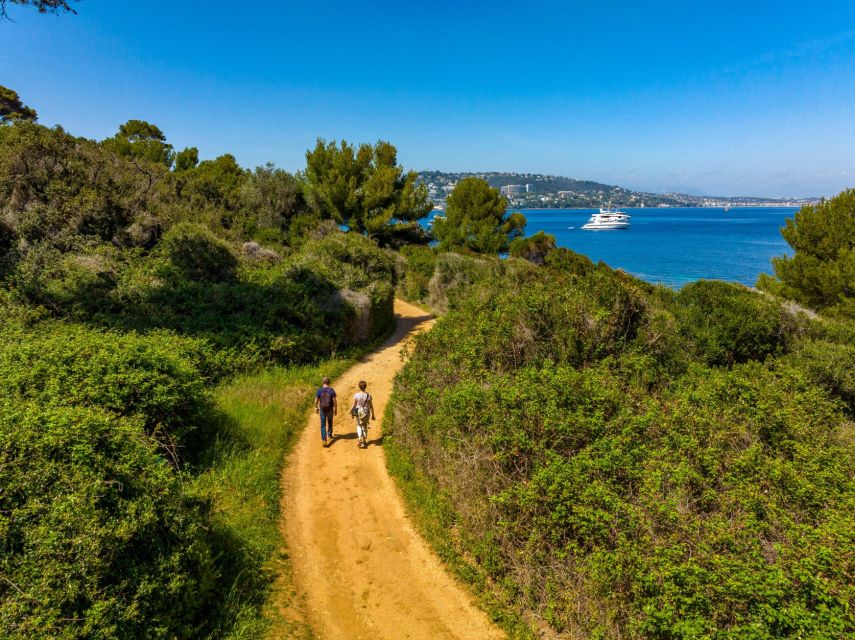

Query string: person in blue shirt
[314,377,337,447]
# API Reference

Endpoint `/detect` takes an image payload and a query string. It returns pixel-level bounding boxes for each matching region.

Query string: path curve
[279,299,504,640]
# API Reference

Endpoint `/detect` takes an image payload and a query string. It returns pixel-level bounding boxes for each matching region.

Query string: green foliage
[388,257,855,638]
[425,251,503,312]
[544,246,596,278]
[8,243,115,313]
[292,231,398,342]
[509,230,557,265]
[102,119,175,168]
[759,189,855,318]
[303,138,432,245]
[240,162,307,240]
[0,122,171,251]
[0,116,408,639]
[0,85,37,123]
[177,153,248,224]
[0,401,216,640]
[674,280,793,366]
[174,146,199,172]
[782,339,855,416]
[397,244,436,302]
[432,177,527,253]
[2,231,387,365]
[159,222,239,282]
[0,322,212,452]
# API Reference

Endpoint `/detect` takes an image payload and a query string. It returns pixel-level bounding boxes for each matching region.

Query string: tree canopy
[174,146,199,172]
[0,86,37,124]
[303,138,431,246]
[432,176,526,253]
[102,119,175,168]
[758,188,855,318]
[0,0,76,18]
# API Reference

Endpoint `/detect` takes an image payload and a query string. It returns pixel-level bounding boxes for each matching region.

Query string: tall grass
[190,358,356,639]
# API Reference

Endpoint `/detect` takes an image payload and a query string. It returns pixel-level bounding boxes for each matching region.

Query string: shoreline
[432,205,802,213]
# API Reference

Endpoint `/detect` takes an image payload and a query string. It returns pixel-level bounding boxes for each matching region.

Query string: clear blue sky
[3,0,855,197]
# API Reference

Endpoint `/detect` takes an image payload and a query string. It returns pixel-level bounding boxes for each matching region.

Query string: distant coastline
[420,170,818,211]
[431,204,804,213]
[494,204,803,211]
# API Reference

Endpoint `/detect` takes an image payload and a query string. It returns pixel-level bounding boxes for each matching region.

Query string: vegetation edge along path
[275,299,505,639]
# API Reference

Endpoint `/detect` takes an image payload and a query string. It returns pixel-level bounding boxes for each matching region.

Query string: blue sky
[3,0,855,197]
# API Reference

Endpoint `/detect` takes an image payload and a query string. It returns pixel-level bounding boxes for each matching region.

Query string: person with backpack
[350,380,376,449]
[315,377,337,447]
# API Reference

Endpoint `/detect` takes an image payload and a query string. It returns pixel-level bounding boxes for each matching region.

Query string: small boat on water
[581,207,631,230]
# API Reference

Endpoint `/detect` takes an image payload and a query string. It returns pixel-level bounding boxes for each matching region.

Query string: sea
[439,207,797,289]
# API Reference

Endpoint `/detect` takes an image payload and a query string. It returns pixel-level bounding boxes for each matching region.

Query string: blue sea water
[516,207,796,288]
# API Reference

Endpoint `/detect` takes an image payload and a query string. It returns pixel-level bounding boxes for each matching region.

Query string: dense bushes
[159,222,239,282]
[396,244,436,302]
[0,323,213,454]
[4,228,397,365]
[387,256,855,638]
[674,280,796,366]
[0,118,404,638]
[0,402,216,640]
[0,229,398,636]
[424,251,503,313]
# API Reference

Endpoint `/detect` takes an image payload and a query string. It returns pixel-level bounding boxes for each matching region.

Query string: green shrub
[675,280,791,366]
[414,266,648,374]
[0,323,211,457]
[294,230,398,291]
[509,231,557,265]
[10,243,118,315]
[544,245,596,277]
[292,231,397,341]
[426,251,503,313]
[0,121,173,249]
[397,244,436,303]
[158,222,239,282]
[0,401,216,640]
[782,339,855,416]
[388,263,855,639]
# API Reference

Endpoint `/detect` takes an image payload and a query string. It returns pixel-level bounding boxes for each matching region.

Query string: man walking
[315,377,337,447]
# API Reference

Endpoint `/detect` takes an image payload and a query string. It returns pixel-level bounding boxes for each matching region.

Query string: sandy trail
[279,299,504,640]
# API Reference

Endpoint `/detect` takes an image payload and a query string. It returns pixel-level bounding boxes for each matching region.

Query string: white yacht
[581,207,631,230]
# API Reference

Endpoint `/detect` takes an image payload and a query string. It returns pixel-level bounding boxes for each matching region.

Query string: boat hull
[581,222,630,230]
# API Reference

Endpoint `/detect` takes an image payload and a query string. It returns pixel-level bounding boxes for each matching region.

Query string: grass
[189,357,359,640]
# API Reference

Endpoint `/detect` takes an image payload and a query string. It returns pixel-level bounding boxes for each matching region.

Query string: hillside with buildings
[418,171,818,209]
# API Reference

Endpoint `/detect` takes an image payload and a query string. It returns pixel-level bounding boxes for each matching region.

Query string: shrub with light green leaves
[397,244,436,303]
[0,401,216,640]
[0,323,211,455]
[675,280,791,366]
[387,261,855,639]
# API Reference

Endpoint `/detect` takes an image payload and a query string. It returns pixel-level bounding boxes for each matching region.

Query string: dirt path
[278,299,504,640]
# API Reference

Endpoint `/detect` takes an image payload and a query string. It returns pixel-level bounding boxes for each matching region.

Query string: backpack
[318,387,334,412]
[356,393,371,420]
